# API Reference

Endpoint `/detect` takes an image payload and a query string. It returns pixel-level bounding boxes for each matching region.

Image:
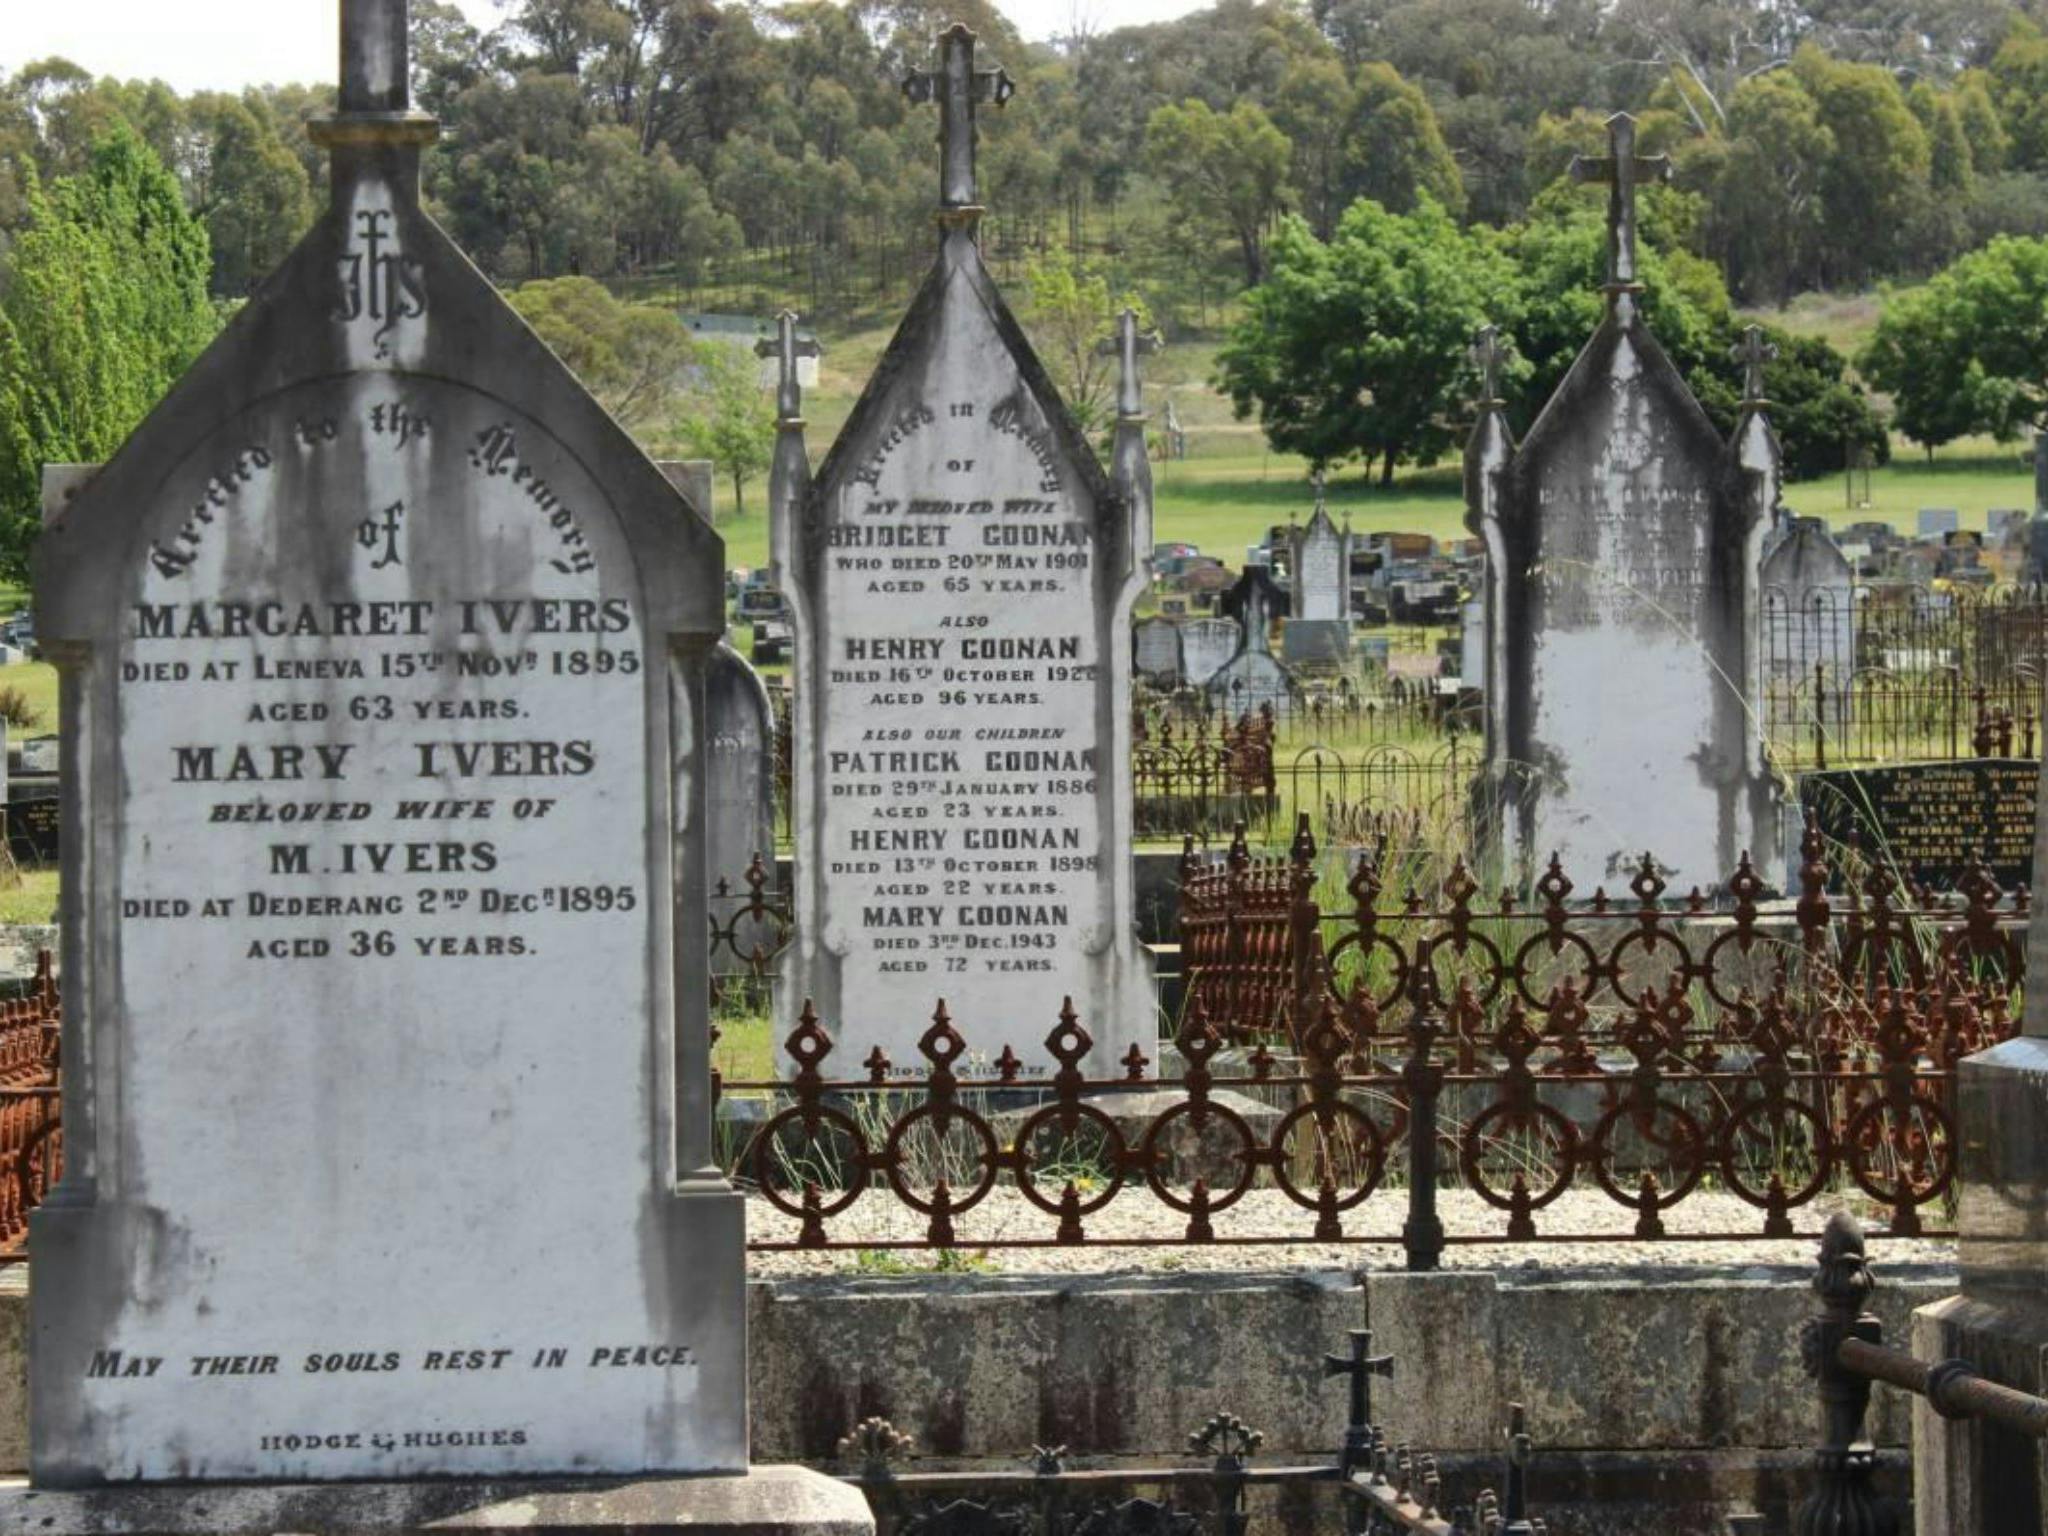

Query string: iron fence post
[1401,981,1445,1272]
[1794,1212,1899,1536]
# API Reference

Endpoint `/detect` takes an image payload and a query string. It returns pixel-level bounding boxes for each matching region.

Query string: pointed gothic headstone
[1283,478,1352,664]
[25,0,765,1490]
[1468,119,1780,890]
[772,25,1151,1075]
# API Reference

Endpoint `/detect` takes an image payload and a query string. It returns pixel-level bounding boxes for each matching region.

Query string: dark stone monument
[1912,760,2048,1531]
[13,4,862,1529]
[770,27,1152,1075]
[1799,759,2036,890]
[1466,117,1781,891]
[1208,566,1295,716]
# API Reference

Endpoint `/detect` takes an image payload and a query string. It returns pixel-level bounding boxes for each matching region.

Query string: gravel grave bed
[742,1186,1958,1277]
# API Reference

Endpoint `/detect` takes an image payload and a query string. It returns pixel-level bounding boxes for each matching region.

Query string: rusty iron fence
[722,817,2017,1261]
[0,953,61,1257]
[1762,583,2048,771]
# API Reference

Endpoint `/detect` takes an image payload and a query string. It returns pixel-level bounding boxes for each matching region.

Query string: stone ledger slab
[0,1469,870,1536]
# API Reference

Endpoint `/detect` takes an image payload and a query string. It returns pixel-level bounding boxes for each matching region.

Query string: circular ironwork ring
[1603,928,1696,1009]
[750,1104,869,1220]
[882,1103,1001,1216]
[1698,928,1788,1013]
[1268,1100,1386,1213]
[1009,1101,1129,1217]
[1325,930,1411,1012]
[1458,1101,1579,1213]
[1423,930,1507,1011]
[1842,1093,1956,1210]
[1587,1098,1708,1210]
[1716,1096,1834,1210]
[1509,928,1601,1013]
[1140,1099,1259,1213]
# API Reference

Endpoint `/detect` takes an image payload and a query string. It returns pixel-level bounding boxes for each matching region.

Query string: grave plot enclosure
[27,0,744,1486]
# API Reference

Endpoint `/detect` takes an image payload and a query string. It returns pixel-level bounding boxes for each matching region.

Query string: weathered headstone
[1283,478,1352,664]
[1181,617,1240,686]
[17,0,809,1502]
[1458,596,1485,689]
[1761,515,1854,681]
[1133,616,1185,685]
[705,640,780,971]
[1208,566,1295,716]
[1467,123,1780,890]
[772,28,1151,1076]
[1918,507,1960,538]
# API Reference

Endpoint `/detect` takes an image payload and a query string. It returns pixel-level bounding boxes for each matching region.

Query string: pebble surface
[743,1185,1959,1278]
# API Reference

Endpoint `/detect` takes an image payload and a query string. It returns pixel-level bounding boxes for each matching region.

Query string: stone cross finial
[1096,308,1161,419]
[1570,112,1671,289]
[1734,325,1778,406]
[903,23,1015,212]
[340,0,411,115]
[1472,325,1509,406]
[755,311,818,421]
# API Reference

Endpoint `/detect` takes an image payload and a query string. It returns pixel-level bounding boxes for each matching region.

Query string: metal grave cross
[903,23,1015,213]
[1323,1328,1394,1474]
[1733,324,1778,406]
[1570,112,1671,289]
[1096,308,1162,419]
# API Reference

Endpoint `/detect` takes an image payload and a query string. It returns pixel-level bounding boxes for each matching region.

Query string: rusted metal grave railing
[1795,1210,2048,1536]
[0,953,60,1259]
[831,1296,1544,1536]
[728,810,2014,1261]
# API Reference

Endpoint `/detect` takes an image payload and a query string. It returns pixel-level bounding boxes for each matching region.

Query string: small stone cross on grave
[1570,112,1671,290]
[902,23,1015,215]
[1096,308,1161,421]
[1471,324,1509,408]
[1734,324,1778,407]
[756,310,820,421]
[1323,1328,1394,1475]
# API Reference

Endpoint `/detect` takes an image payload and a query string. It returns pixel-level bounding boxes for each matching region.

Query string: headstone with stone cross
[1181,616,1241,686]
[1284,473,1353,664]
[773,24,1151,1078]
[13,4,860,1522]
[1208,566,1295,716]
[1468,114,1780,891]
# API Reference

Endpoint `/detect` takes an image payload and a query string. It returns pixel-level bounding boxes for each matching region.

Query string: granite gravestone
[1282,482,1351,664]
[771,28,1152,1076]
[1918,507,1961,538]
[1208,566,1295,716]
[1799,759,2037,890]
[1466,130,1781,891]
[1912,752,2048,1532]
[1133,616,1185,685]
[1181,617,1240,687]
[25,0,756,1490]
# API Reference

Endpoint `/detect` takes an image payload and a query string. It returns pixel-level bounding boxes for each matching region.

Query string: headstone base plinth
[0,1468,872,1536]
[1908,1036,2048,1536]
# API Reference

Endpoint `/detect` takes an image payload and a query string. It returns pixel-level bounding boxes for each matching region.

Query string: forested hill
[5,0,2048,324]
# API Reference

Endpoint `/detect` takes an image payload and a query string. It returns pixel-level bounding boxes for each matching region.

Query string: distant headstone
[1181,617,1239,685]
[1800,760,2037,891]
[771,29,1151,1076]
[1989,508,2029,541]
[1133,616,1185,684]
[17,736,57,778]
[1919,507,1961,537]
[1208,566,1296,716]
[26,0,752,1487]
[705,639,780,969]
[1282,480,1352,663]
[1762,517,1854,682]
[1467,122,1781,891]
[1458,596,1485,689]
